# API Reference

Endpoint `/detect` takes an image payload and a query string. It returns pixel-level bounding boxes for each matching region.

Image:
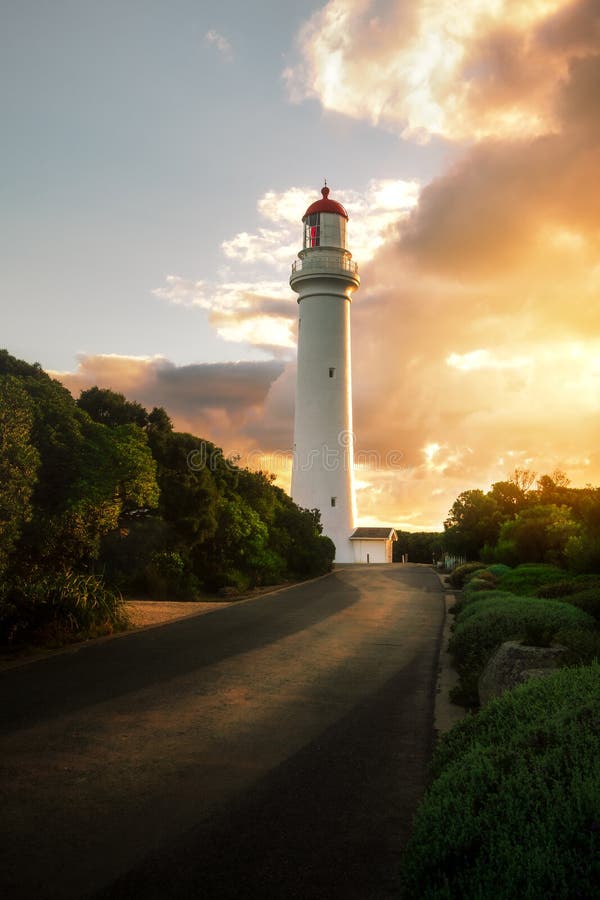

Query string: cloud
[284,0,594,141]
[323,3,600,528]
[221,179,420,270]
[204,29,233,62]
[53,2,600,533]
[152,276,297,354]
[53,354,287,453]
[151,179,420,356]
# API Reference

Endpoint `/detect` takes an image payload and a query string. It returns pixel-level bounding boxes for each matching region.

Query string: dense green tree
[0,349,339,634]
[148,430,220,548]
[77,386,148,428]
[393,531,444,564]
[24,417,158,569]
[0,376,40,580]
[489,480,528,517]
[444,490,501,560]
[494,504,580,566]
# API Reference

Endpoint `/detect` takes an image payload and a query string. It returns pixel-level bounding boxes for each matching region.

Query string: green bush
[485,563,512,577]
[140,550,201,601]
[3,571,128,642]
[452,588,517,617]
[402,664,600,899]
[554,626,600,666]
[448,562,485,589]
[565,589,600,621]
[471,568,495,583]
[535,578,583,598]
[448,595,593,704]
[496,563,567,596]
[462,575,494,593]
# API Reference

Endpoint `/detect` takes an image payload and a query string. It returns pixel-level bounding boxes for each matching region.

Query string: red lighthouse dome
[303,186,348,220]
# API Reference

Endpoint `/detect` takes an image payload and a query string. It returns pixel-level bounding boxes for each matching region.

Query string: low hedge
[402,664,600,899]
[484,563,512,578]
[535,578,584,598]
[528,577,600,621]
[562,588,600,621]
[448,595,593,705]
[451,588,517,617]
[448,562,485,589]
[496,563,567,596]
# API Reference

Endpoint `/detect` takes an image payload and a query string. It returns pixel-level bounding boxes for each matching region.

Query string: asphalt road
[0,564,444,900]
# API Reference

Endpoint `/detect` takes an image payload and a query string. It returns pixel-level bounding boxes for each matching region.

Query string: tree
[77,386,148,429]
[0,376,40,580]
[444,490,501,559]
[495,504,580,566]
[510,468,537,492]
[148,430,220,548]
[489,480,528,517]
[31,417,159,568]
[393,531,444,563]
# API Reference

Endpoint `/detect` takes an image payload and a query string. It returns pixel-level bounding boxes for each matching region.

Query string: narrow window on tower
[331,496,336,507]
[305,213,320,248]
[329,367,335,378]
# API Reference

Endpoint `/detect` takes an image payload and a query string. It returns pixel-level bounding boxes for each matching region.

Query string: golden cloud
[284,0,593,140]
[55,2,600,531]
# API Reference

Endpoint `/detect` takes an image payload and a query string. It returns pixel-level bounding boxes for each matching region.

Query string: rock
[478,641,567,706]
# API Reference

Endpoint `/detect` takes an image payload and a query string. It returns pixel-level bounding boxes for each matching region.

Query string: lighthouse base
[330,539,355,565]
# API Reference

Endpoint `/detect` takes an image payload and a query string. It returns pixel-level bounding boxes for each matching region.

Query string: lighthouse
[290,185,360,564]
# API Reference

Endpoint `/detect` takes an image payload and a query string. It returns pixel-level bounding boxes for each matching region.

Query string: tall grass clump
[3,571,128,643]
[402,664,600,899]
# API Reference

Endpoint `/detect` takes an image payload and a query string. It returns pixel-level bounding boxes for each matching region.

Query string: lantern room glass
[303,213,347,251]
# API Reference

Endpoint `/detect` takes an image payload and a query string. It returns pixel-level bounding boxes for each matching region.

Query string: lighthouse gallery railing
[291,255,359,276]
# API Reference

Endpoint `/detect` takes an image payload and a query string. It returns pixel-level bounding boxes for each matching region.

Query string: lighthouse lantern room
[290,186,360,564]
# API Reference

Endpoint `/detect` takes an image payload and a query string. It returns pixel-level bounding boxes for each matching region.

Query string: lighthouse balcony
[291,255,359,277]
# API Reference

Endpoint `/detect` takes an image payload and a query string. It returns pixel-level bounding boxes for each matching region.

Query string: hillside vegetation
[0,350,334,644]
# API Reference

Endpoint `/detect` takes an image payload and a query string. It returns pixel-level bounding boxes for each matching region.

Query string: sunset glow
[5,0,599,531]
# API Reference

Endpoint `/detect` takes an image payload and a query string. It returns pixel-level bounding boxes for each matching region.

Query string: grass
[1,571,128,645]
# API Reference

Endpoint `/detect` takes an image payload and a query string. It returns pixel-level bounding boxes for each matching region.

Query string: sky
[2,0,600,531]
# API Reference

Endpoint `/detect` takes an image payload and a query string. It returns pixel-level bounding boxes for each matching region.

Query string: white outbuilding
[349,527,398,564]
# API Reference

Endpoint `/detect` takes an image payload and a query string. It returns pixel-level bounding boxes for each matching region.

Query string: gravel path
[125,599,231,628]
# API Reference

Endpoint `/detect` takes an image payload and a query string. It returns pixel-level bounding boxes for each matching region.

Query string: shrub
[535,578,583,598]
[451,588,517,617]
[448,562,485,589]
[448,595,593,704]
[485,563,512,578]
[462,575,494,593]
[141,550,201,601]
[3,571,128,642]
[559,588,600,621]
[475,568,496,583]
[402,664,600,899]
[554,626,600,666]
[496,563,567,596]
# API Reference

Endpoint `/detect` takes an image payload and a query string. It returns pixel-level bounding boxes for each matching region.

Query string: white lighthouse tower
[290,185,360,563]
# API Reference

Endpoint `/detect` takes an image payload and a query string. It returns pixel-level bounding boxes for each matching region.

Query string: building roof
[303,186,349,221]
[349,527,398,540]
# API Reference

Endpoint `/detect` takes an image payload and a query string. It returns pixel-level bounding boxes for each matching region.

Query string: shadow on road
[93,651,437,900]
[0,573,360,730]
